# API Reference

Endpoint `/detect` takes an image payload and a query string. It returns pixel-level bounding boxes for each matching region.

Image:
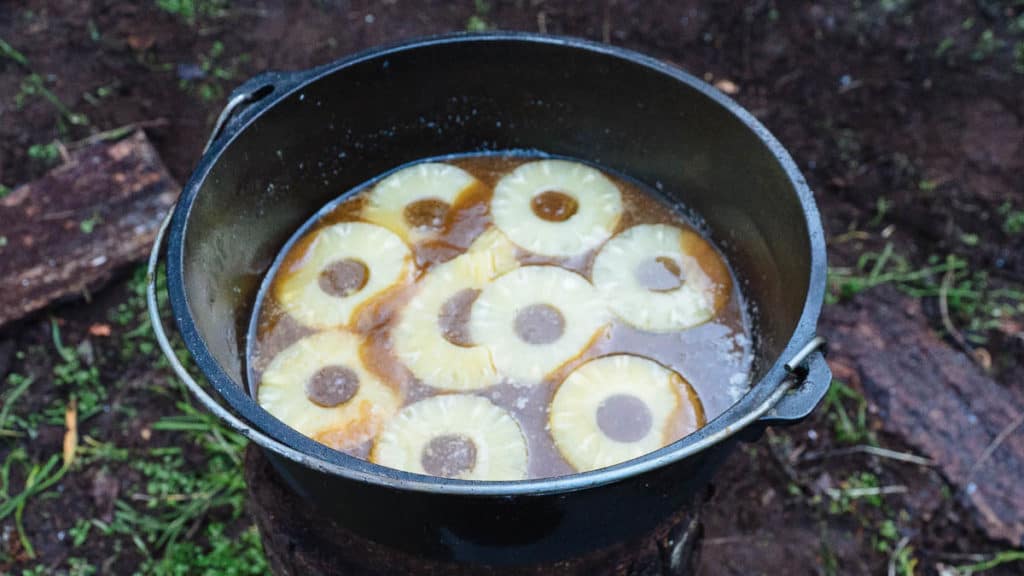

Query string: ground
[1,1,1023,575]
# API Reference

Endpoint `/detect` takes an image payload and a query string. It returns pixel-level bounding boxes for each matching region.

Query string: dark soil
[2,1,1023,575]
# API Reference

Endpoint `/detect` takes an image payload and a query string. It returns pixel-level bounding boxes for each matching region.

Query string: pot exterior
[263,439,733,564]
[163,33,829,564]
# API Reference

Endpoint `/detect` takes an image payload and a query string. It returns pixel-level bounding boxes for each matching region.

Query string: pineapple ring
[371,394,528,480]
[275,222,412,329]
[469,265,610,383]
[258,330,401,455]
[549,355,703,472]
[392,228,519,391]
[591,224,732,332]
[361,162,480,243]
[491,159,623,257]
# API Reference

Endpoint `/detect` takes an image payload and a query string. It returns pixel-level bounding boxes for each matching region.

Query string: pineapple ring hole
[438,288,481,347]
[318,258,369,298]
[421,434,478,478]
[305,365,360,408]
[404,198,450,230]
[530,190,579,222]
[596,394,653,443]
[514,303,566,345]
[635,256,684,292]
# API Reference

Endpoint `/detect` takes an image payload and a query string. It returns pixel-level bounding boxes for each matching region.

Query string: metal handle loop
[203,91,259,155]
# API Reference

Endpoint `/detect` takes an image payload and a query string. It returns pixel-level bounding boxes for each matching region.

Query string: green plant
[178,41,249,102]
[1000,202,1024,234]
[955,550,1024,574]
[972,29,1004,61]
[821,380,875,445]
[1,449,70,558]
[66,557,97,576]
[15,74,90,128]
[3,36,89,129]
[50,320,106,424]
[155,0,228,25]
[27,142,60,165]
[893,543,918,576]
[828,246,1024,343]
[827,472,885,514]
[0,36,28,65]
[70,517,92,547]
[466,0,491,31]
[89,393,257,568]
[141,524,268,575]
[80,213,101,234]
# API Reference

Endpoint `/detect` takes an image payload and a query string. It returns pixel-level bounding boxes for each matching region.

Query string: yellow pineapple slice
[491,159,623,257]
[371,394,528,480]
[275,222,412,329]
[591,224,732,332]
[549,355,704,472]
[362,162,480,243]
[258,330,401,455]
[391,228,519,391]
[469,265,610,383]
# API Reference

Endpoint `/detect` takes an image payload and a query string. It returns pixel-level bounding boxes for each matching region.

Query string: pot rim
[166,31,826,497]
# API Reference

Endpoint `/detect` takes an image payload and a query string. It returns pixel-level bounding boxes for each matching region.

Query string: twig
[66,119,170,150]
[763,429,814,493]
[939,265,976,360]
[965,410,1024,486]
[888,536,911,576]
[800,444,935,467]
[825,485,908,500]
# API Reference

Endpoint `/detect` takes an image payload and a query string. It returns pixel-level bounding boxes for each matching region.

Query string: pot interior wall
[178,38,810,404]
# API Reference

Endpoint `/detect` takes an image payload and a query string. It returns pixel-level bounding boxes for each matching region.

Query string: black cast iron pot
[147,32,830,565]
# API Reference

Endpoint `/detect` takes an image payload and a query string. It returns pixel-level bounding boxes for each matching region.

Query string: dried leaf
[63,398,78,467]
[88,323,112,337]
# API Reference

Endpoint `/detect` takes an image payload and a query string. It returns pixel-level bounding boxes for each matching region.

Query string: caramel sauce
[531,190,579,222]
[249,154,753,479]
[403,198,450,230]
[318,258,368,298]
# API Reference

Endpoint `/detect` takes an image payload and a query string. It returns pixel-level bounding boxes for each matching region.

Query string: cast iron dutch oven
[147,32,830,565]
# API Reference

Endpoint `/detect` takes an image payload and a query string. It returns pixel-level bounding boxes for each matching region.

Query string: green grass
[155,0,229,26]
[999,202,1024,234]
[466,0,491,31]
[955,550,1024,574]
[821,380,875,445]
[1,264,267,573]
[1,35,89,157]
[27,141,61,166]
[828,244,1024,344]
[141,524,267,576]
[1,449,70,558]
[177,41,250,103]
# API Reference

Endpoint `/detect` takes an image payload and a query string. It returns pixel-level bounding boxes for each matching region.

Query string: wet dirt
[2,1,1023,574]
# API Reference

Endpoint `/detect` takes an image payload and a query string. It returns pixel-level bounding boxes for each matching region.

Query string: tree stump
[244,446,704,576]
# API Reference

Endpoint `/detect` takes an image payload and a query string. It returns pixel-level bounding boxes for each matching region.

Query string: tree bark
[823,286,1024,546]
[0,130,178,328]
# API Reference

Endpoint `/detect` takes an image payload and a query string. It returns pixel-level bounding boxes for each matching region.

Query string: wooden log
[0,130,178,328]
[823,286,1024,546]
[244,446,703,576]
